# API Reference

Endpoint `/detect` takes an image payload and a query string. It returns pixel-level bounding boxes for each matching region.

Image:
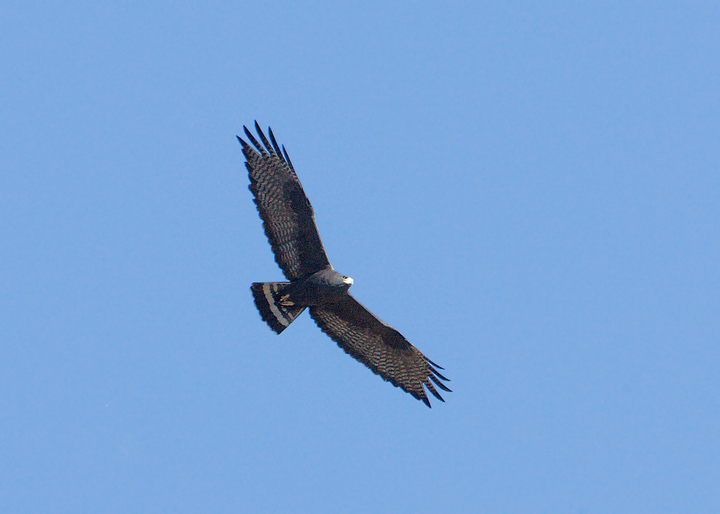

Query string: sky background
[2,1,719,512]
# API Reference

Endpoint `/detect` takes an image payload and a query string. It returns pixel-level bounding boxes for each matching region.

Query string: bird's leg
[279,294,295,306]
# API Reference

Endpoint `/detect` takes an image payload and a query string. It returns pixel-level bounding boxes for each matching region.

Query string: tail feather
[251,282,305,334]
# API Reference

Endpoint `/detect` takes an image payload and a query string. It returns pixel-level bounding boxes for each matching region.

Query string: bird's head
[342,275,354,287]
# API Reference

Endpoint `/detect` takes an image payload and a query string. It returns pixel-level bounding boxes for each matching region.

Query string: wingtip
[268,126,284,158]
[432,368,450,383]
[425,356,444,370]
[243,125,254,140]
[254,120,264,139]
[282,144,295,171]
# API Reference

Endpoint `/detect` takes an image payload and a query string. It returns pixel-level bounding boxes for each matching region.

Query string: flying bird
[238,123,450,407]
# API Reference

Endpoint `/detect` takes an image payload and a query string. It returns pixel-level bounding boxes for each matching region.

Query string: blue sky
[2,1,718,512]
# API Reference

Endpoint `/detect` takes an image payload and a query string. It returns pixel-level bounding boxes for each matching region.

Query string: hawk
[238,123,450,407]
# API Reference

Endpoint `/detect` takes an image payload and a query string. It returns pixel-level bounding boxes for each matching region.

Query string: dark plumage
[239,122,450,407]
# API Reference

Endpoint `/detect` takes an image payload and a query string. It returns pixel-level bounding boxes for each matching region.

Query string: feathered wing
[238,122,330,281]
[309,295,451,407]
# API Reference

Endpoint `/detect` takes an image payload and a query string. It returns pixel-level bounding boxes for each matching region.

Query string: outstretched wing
[238,122,330,281]
[310,295,451,407]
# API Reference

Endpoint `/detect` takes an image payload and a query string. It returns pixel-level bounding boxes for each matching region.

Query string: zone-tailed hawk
[238,123,450,407]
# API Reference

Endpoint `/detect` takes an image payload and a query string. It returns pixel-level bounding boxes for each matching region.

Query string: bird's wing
[238,122,331,281]
[309,295,450,407]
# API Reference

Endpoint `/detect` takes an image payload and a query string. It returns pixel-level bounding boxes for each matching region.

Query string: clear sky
[2,2,718,512]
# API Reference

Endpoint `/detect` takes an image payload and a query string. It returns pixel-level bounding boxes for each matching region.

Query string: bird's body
[284,268,354,306]
[239,123,450,407]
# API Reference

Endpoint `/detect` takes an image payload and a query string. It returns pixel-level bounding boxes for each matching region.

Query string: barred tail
[250,282,306,334]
